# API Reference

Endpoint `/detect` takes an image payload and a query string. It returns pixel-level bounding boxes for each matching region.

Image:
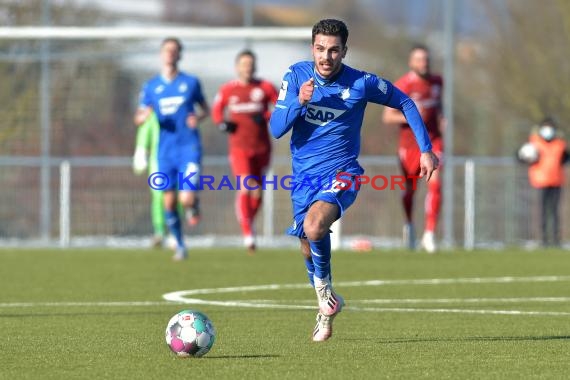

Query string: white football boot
[172,247,188,261]
[312,275,344,342]
[421,231,437,254]
[312,312,338,342]
[244,235,256,255]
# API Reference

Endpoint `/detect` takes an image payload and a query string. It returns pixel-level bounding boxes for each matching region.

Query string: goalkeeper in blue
[269,19,439,342]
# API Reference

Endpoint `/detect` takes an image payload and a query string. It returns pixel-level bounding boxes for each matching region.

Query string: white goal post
[0,26,311,40]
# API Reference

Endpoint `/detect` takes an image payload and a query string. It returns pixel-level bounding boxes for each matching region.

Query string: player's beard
[413,67,430,79]
[317,59,341,79]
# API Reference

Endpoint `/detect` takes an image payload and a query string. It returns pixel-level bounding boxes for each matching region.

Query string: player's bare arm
[134,106,153,126]
[197,100,211,122]
[186,101,210,129]
[382,106,407,125]
[420,151,439,182]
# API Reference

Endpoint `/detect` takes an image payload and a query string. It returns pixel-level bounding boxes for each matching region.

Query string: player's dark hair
[312,19,349,46]
[161,37,183,53]
[539,116,557,128]
[410,43,429,55]
[235,49,256,63]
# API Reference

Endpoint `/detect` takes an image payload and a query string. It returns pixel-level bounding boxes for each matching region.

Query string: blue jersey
[270,61,431,179]
[139,72,205,162]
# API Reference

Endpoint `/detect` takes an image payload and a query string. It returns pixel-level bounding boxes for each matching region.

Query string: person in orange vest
[525,117,569,247]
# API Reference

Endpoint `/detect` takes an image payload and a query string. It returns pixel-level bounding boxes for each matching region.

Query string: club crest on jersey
[250,87,264,102]
[377,77,388,94]
[305,105,346,126]
[278,80,288,101]
[339,87,350,100]
[178,82,188,93]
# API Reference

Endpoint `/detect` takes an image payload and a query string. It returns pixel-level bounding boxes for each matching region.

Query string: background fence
[0,155,566,249]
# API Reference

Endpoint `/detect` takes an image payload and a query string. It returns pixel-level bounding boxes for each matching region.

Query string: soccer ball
[518,142,539,164]
[165,310,216,357]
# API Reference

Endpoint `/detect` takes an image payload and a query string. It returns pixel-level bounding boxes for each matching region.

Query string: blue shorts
[158,158,201,191]
[286,172,360,239]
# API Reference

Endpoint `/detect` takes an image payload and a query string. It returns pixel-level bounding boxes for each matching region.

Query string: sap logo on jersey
[305,105,346,126]
[158,96,185,115]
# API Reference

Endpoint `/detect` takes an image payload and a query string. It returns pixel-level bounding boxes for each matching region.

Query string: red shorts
[399,138,443,176]
[229,148,271,178]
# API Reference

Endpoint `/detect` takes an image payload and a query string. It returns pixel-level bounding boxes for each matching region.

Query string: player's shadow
[343,335,570,343]
[204,354,280,359]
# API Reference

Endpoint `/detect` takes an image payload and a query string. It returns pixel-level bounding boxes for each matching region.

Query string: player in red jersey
[383,44,444,253]
[212,50,278,254]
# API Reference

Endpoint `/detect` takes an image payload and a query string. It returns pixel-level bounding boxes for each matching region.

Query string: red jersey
[212,79,278,153]
[394,72,443,148]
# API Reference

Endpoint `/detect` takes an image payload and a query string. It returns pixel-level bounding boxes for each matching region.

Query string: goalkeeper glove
[218,121,237,133]
[251,113,266,127]
[132,148,148,175]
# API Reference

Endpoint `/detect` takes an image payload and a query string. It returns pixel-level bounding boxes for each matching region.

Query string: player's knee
[304,217,328,241]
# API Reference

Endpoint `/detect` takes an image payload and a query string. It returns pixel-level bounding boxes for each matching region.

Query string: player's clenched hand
[419,151,439,182]
[299,78,315,106]
[134,106,153,126]
[186,113,198,129]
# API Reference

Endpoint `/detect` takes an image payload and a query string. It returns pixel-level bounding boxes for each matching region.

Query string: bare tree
[481,0,570,129]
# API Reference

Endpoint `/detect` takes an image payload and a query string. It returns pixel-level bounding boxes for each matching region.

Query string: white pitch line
[2,299,570,317]
[3,297,570,309]
[161,275,570,300]
[3,275,570,318]
[227,297,570,305]
[158,275,570,317]
[348,306,570,317]
[355,297,570,304]
[335,275,570,287]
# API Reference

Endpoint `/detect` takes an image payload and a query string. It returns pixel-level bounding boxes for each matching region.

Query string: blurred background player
[132,111,167,248]
[270,19,438,342]
[382,44,444,253]
[134,37,210,261]
[520,117,569,247]
[212,50,278,254]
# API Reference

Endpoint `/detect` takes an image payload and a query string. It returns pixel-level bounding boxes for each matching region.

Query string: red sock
[424,177,441,232]
[249,196,262,218]
[236,193,253,236]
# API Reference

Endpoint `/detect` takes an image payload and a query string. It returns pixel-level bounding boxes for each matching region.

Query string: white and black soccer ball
[518,143,539,164]
[165,310,216,357]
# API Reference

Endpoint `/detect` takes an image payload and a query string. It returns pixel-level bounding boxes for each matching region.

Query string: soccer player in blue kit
[134,37,210,261]
[269,19,439,341]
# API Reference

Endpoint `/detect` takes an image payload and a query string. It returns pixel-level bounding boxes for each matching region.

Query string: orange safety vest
[528,134,566,188]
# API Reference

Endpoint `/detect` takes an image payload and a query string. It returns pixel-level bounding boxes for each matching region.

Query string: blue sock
[165,210,184,249]
[304,256,315,287]
[309,234,331,280]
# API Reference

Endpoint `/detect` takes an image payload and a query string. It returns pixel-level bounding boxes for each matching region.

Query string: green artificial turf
[1,247,570,379]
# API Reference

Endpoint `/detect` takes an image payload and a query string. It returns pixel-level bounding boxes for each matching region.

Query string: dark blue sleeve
[269,68,304,139]
[192,78,205,104]
[365,74,432,153]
